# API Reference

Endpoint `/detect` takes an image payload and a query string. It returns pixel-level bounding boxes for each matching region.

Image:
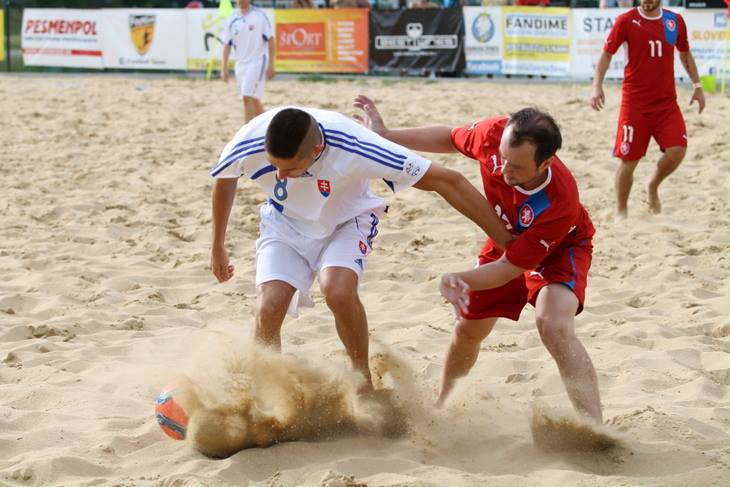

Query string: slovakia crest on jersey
[665,19,676,32]
[519,204,535,227]
[358,241,368,254]
[317,179,331,197]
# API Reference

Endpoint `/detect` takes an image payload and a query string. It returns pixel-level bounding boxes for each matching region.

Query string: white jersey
[221,8,272,65]
[210,107,432,239]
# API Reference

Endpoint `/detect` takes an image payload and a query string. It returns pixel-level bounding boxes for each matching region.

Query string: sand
[1,74,729,486]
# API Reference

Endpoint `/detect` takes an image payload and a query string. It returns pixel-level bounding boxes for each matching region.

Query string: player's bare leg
[243,96,264,123]
[614,159,639,219]
[535,284,603,423]
[255,280,298,349]
[437,317,498,407]
[319,267,373,392]
[646,146,686,214]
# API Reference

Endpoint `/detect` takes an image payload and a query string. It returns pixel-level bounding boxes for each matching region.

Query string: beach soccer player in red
[353,96,603,424]
[590,0,705,219]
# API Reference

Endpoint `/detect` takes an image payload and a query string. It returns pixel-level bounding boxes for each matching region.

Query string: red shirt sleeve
[603,14,627,55]
[676,14,689,52]
[450,117,505,161]
[505,205,578,270]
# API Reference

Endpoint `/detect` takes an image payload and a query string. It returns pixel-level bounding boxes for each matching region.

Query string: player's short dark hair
[265,108,313,159]
[507,108,562,165]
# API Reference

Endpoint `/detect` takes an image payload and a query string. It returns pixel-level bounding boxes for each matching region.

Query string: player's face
[640,0,661,14]
[238,0,252,10]
[268,143,324,179]
[499,126,550,189]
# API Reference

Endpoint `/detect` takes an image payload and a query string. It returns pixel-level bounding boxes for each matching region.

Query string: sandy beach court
[1,74,729,486]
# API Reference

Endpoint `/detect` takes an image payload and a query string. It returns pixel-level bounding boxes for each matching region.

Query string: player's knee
[256,295,290,325]
[454,320,491,344]
[321,281,358,310]
[665,146,686,163]
[536,315,574,350]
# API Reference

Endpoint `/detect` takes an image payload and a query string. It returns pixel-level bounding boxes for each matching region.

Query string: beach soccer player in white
[220,0,275,123]
[209,107,513,392]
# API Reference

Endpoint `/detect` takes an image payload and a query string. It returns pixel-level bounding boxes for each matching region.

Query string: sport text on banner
[274,8,368,74]
[21,9,103,69]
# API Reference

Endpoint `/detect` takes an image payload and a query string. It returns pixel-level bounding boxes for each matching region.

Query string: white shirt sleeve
[325,121,432,193]
[210,129,267,179]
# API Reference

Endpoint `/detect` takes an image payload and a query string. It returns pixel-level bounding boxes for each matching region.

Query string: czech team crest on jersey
[519,204,535,227]
[129,15,156,55]
[665,19,676,32]
[317,179,331,197]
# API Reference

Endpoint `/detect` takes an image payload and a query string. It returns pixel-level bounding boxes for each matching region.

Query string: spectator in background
[291,0,316,7]
[516,0,550,6]
[409,0,441,8]
[331,0,370,7]
[481,0,514,7]
[600,0,634,7]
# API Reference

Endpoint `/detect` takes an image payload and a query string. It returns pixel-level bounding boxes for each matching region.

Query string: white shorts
[255,203,381,318]
[235,56,267,100]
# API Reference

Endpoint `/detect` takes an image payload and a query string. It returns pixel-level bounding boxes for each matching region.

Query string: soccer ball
[155,384,189,440]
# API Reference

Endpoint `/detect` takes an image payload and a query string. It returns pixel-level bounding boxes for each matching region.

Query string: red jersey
[451,117,595,271]
[603,8,689,112]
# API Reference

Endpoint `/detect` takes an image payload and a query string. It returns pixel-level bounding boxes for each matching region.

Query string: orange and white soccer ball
[155,384,189,440]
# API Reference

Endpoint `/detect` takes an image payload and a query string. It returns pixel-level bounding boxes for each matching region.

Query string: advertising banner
[685,9,729,76]
[101,9,187,70]
[186,8,274,71]
[370,8,465,75]
[463,6,502,75]
[570,8,628,79]
[274,8,368,73]
[21,9,103,69]
[502,7,571,76]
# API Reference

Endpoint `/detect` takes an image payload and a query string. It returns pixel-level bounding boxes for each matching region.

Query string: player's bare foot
[614,208,628,221]
[646,183,662,214]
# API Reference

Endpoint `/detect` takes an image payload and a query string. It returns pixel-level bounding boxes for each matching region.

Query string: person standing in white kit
[221,0,275,122]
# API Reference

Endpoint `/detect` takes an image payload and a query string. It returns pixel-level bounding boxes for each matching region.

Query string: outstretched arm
[210,178,238,282]
[413,163,513,250]
[590,51,612,111]
[679,50,705,114]
[352,94,457,153]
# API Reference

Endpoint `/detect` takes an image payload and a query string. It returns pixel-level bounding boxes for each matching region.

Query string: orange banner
[274,8,368,73]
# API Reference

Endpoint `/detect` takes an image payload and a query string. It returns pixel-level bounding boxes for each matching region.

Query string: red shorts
[613,103,687,161]
[460,240,592,321]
